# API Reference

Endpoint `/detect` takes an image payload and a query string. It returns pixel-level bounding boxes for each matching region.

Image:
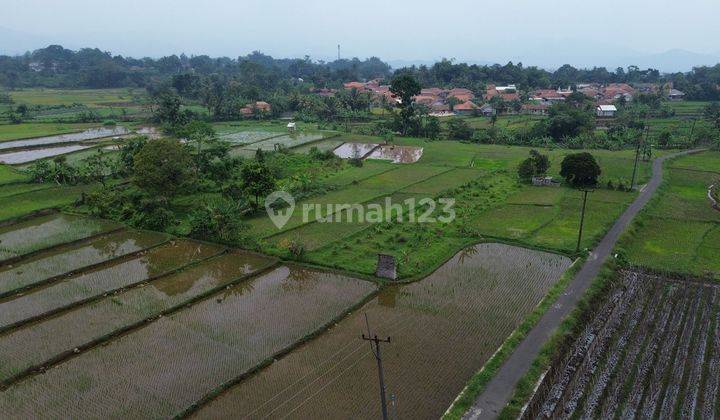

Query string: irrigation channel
[0,211,572,419]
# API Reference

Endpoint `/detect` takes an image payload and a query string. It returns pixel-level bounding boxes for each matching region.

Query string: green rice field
[622,151,720,279]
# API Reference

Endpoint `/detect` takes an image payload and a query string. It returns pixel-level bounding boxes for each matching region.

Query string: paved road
[463,149,704,420]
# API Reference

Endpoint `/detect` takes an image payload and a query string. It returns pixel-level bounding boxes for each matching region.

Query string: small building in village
[596,104,617,118]
[667,89,686,101]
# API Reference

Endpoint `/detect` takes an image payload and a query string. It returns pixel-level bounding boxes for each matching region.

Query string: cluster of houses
[305,80,688,120]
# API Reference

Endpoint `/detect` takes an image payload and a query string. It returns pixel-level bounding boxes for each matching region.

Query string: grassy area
[8,88,145,107]
[0,184,97,223]
[0,165,28,184]
[0,123,97,142]
[620,151,720,279]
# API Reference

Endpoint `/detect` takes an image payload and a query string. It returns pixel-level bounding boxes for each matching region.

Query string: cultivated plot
[0,250,275,385]
[0,265,375,419]
[0,229,169,297]
[0,213,120,262]
[524,270,720,420]
[194,244,571,419]
[0,127,129,151]
[0,239,223,332]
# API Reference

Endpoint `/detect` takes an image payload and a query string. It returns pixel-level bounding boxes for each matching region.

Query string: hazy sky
[2,0,719,68]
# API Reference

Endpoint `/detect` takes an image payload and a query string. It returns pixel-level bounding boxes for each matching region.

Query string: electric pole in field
[576,189,593,252]
[363,314,391,420]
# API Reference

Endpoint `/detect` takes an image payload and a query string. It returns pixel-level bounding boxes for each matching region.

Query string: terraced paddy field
[0,126,129,151]
[0,213,121,262]
[0,229,170,298]
[0,265,376,418]
[523,270,720,419]
[191,244,571,419]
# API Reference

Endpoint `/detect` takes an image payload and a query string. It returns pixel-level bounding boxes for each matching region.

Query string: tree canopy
[560,152,602,187]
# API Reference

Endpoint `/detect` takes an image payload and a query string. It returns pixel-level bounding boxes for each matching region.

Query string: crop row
[527,271,720,419]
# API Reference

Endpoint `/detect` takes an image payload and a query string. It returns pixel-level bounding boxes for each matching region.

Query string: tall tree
[390,74,421,135]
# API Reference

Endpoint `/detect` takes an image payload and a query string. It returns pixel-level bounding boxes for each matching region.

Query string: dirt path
[462,149,705,420]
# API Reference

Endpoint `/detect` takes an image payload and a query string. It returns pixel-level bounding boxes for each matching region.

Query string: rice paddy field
[191,244,571,419]
[523,270,720,419]
[0,123,99,142]
[0,126,129,151]
[0,264,376,418]
[623,151,720,280]
[244,137,651,277]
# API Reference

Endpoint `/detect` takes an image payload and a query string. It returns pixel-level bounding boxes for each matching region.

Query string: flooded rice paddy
[0,250,275,385]
[0,214,120,261]
[219,131,280,145]
[0,127,130,151]
[235,133,325,153]
[0,239,223,332]
[332,143,424,163]
[0,265,375,418]
[0,230,169,297]
[333,142,379,159]
[367,145,424,163]
[0,212,572,419]
[0,144,95,164]
[193,244,570,419]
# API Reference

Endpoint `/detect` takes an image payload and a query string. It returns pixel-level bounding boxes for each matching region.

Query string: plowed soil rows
[527,270,720,419]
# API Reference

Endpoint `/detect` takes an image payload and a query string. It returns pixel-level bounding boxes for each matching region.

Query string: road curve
[463,149,705,420]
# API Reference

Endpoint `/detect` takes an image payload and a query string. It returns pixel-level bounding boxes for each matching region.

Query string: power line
[363,313,391,420]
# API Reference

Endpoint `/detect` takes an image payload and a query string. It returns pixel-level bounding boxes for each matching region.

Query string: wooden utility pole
[363,314,391,420]
[576,189,592,252]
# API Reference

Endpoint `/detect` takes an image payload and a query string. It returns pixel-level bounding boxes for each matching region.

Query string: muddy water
[0,240,223,331]
[0,230,169,296]
[0,144,95,164]
[194,243,571,420]
[0,251,275,383]
[368,145,424,163]
[0,265,375,419]
[0,214,120,260]
[333,142,379,159]
[0,127,130,151]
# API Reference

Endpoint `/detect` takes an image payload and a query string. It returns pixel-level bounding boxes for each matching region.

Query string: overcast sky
[2,0,719,69]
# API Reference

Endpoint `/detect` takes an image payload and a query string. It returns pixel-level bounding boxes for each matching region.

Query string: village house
[530,89,566,103]
[596,104,617,118]
[479,103,496,116]
[240,101,272,117]
[485,84,520,102]
[522,103,550,115]
[453,101,479,116]
[667,89,686,101]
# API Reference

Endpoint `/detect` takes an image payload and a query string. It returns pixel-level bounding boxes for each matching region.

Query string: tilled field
[524,270,720,419]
